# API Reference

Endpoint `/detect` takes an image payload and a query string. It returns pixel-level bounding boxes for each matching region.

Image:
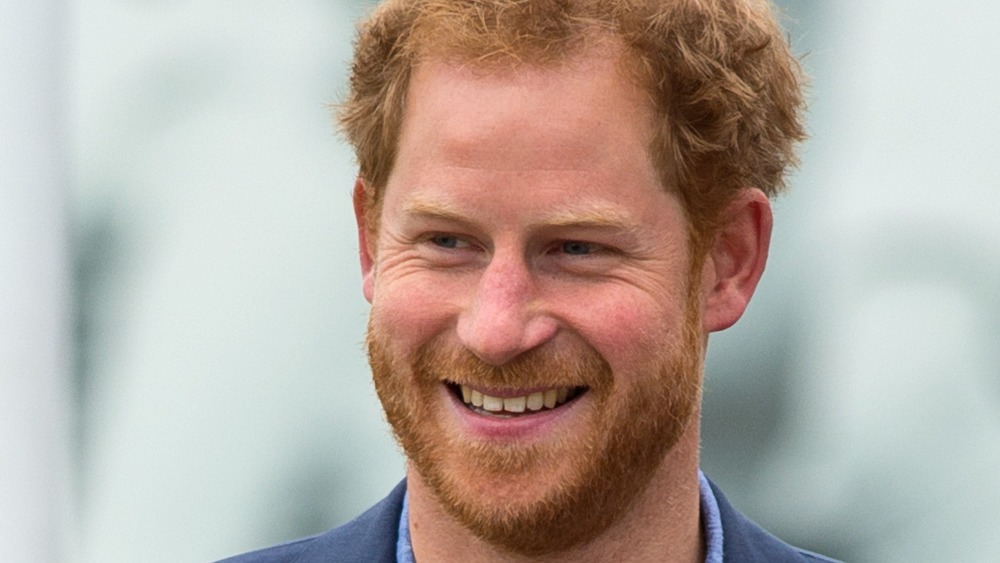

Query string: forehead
[387,51,660,203]
[379,50,689,262]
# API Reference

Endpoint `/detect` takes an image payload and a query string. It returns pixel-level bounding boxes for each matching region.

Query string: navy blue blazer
[218,479,839,562]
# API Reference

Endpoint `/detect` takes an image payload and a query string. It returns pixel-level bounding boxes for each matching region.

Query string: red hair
[339,0,806,244]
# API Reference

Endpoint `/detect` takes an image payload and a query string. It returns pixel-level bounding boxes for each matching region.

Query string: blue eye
[431,234,462,248]
[562,241,593,255]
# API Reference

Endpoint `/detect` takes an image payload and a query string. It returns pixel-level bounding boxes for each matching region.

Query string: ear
[701,188,773,333]
[353,177,376,303]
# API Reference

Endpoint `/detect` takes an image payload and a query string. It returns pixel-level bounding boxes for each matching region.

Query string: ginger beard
[366,275,706,556]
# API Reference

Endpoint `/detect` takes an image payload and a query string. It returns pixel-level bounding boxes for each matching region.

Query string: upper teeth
[459,385,574,413]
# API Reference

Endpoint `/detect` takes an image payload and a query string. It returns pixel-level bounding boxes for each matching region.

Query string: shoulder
[215,480,407,563]
[709,479,841,563]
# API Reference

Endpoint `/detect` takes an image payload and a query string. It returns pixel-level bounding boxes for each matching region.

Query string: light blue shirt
[397,469,724,562]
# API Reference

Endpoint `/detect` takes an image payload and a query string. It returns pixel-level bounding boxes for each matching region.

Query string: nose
[456,253,558,366]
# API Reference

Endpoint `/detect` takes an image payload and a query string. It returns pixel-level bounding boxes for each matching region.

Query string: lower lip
[442,384,583,441]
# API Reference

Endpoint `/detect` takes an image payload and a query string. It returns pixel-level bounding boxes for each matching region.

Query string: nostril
[456,306,560,367]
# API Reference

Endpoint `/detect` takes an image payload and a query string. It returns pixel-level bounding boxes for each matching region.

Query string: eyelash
[429,234,467,249]
[423,233,613,259]
[559,241,596,256]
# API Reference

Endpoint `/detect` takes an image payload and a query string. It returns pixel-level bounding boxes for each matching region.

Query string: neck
[407,419,704,563]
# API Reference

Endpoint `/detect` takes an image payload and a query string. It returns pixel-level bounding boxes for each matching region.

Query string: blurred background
[2,0,998,561]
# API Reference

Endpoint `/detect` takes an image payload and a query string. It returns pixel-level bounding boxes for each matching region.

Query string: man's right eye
[430,234,465,248]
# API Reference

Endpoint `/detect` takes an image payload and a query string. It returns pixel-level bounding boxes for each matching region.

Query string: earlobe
[701,189,773,333]
[353,178,376,303]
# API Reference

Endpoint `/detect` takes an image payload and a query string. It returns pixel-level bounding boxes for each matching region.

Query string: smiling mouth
[447,382,586,418]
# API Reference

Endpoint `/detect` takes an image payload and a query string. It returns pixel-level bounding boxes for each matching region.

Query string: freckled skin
[369,57,693,370]
[356,48,772,561]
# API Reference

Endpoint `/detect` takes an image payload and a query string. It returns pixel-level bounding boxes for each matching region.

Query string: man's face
[361,52,706,555]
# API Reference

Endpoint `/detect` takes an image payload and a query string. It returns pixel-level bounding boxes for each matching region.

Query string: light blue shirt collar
[397,469,724,562]
[699,469,725,563]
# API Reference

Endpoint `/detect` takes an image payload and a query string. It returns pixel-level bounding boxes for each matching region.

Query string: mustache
[411,340,612,390]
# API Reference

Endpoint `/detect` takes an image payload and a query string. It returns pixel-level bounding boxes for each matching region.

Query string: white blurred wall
[0,1,73,561]
[69,2,403,562]
[32,0,1000,561]
[748,1,1000,560]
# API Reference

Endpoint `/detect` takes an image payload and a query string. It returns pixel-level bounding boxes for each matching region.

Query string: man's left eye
[561,241,595,255]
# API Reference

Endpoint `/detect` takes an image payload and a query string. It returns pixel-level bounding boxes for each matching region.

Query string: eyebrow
[403,198,472,224]
[541,204,644,234]
[403,197,644,235]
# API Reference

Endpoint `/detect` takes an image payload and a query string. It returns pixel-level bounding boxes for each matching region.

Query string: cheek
[566,292,686,375]
[370,272,465,352]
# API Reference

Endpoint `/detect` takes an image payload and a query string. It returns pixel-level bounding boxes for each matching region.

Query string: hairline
[361,42,693,242]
